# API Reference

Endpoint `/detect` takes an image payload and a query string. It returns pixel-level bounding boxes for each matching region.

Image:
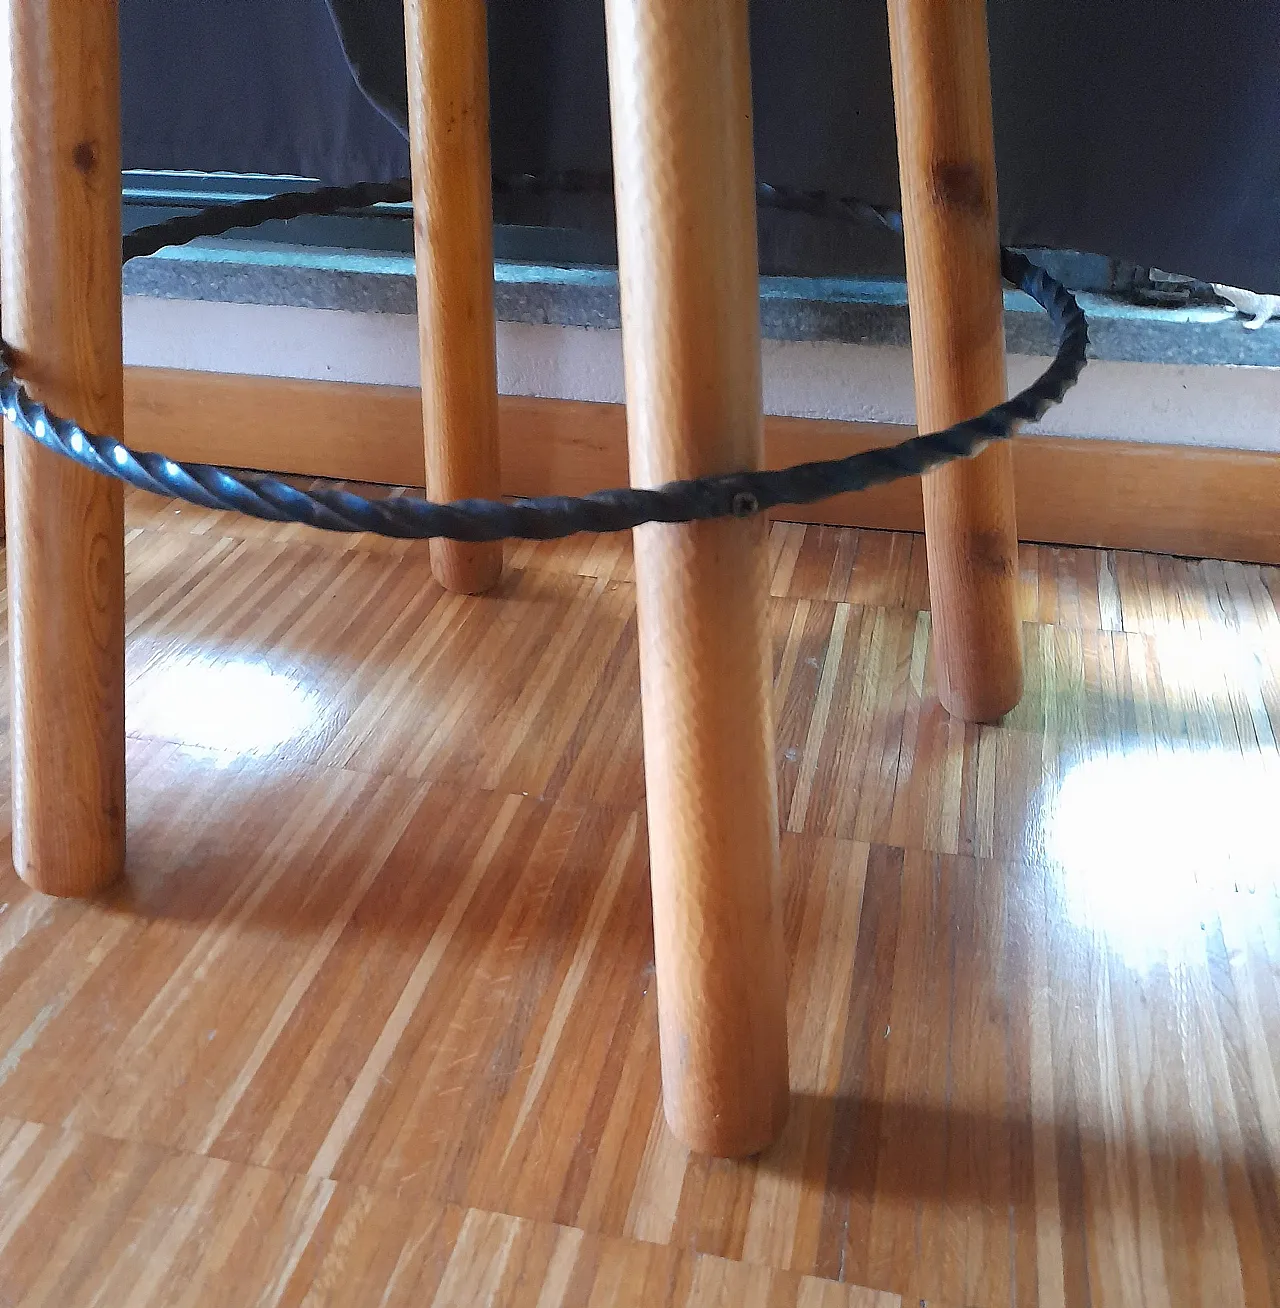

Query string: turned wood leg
[403,0,504,594]
[603,0,791,1156]
[2,0,127,894]
[887,0,1023,723]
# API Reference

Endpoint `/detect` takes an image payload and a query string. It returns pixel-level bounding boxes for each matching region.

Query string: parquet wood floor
[1,490,1277,1305]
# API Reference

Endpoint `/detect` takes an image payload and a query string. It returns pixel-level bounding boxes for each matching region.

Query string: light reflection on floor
[128,654,320,759]
[1146,621,1275,697]
[1046,745,1280,971]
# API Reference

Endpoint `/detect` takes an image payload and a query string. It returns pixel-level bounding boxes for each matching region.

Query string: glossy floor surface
[1,491,1278,1306]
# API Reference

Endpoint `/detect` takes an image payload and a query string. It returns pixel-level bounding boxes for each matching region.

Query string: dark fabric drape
[123,0,1280,292]
[120,0,409,183]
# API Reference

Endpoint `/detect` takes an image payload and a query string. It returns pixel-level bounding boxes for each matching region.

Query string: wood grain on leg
[604,0,790,1156]
[403,0,503,594]
[887,0,1023,722]
[1,0,125,894]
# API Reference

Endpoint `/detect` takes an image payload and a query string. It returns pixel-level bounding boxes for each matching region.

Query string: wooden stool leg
[2,0,126,895]
[403,0,504,595]
[604,0,790,1157]
[887,0,1023,723]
